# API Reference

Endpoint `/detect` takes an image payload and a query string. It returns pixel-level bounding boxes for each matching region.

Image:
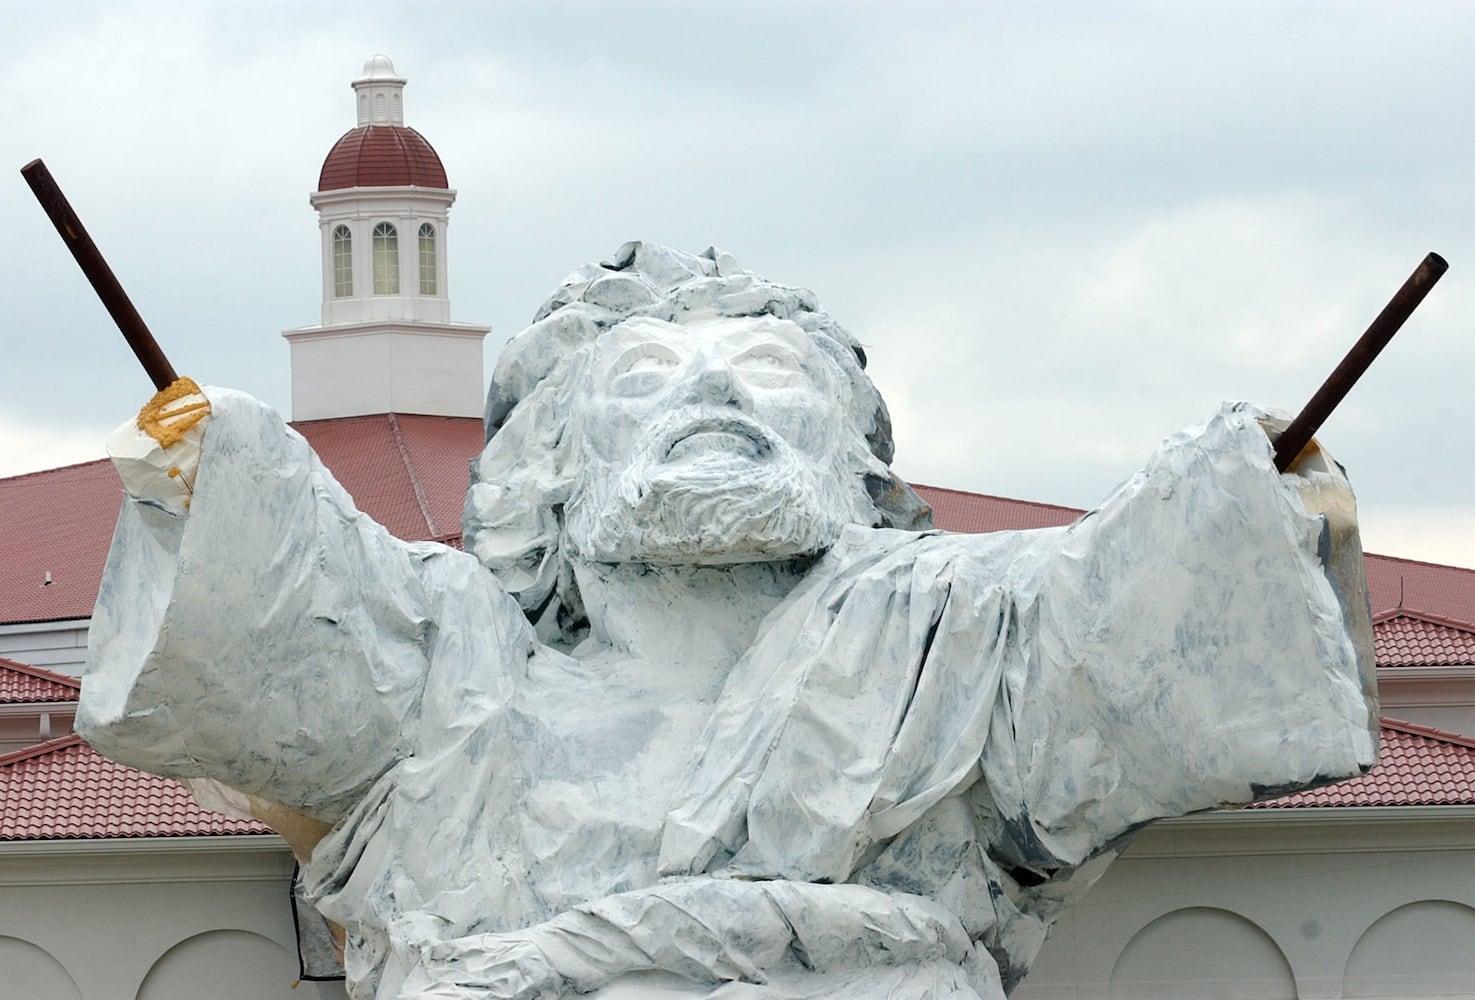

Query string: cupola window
[418,224,437,295]
[373,222,400,294]
[332,226,353,297]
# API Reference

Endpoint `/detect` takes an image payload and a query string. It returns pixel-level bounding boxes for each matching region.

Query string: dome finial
[359,54,402,81]
[351,54,407,127]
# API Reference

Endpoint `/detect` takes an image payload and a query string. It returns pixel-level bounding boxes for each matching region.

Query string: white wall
[0,620,90,675]
[0,704,75,752]
[283,322,488,420]
[0,838,345,1000]
[5,805,1473,998]
[1379,668,1475,734]
[1017,808,1475,1000]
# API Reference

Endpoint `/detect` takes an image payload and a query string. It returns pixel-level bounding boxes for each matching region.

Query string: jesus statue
[79,242,1377,999]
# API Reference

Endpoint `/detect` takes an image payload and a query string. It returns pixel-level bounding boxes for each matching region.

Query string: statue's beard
[564,410,866,566]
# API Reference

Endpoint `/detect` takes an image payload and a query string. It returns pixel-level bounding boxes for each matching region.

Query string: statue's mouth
[663,417,772,462]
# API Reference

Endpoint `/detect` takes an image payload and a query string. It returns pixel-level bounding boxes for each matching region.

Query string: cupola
[282,56,489,422]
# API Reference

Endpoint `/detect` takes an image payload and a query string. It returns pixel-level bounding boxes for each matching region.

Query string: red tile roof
[1255,719,1475,808]
[6,413,1475,648]
[0,459,120,624]
[1364,553,1475,625]
[3,424,1474,832]
[917,488,1475,626]
[0,413,481,624]
[0,734,271,840]
[2,710,1464,837]
[1372,610,1475,668]
[318,125,448,190]
[0,657,80,704]
[914,484,1081,533]
[291,413,481,546]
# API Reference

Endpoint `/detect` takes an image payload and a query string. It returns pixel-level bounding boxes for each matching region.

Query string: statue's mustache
[639,407,775,465]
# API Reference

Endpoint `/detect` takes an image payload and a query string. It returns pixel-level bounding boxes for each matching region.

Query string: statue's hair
[462,242,932,642]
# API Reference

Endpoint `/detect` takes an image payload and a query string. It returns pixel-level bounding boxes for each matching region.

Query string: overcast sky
[4,1,1473,568]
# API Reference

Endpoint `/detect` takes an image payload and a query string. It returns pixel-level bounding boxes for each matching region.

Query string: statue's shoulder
[832,522,942,551]
[813,523,1070,609]
[812,524,983,593]
[812,524,931,578]
[827,522,1053,564]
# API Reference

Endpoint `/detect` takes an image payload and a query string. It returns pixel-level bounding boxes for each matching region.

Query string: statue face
[582,314,844,470]
[564,314,864,564]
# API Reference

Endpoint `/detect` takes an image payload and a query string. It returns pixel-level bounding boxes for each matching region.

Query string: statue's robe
[78,390,1377,1000]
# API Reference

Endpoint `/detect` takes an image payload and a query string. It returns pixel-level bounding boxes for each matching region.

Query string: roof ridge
[0,732,84,768]
[911,482,1086,516]
[1380,716,1475,750]
[0,735,278,840]
[0,456,110,484]
[289,413,383,430]
[0,656,82,691]
[1372,607,1475,633]
[389,126,412,160]
[388,413,438,537]
[1365,551,1475,574]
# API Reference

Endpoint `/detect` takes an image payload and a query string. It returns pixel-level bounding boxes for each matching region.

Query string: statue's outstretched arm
[975,402,1378,873]
[77,385,522,822]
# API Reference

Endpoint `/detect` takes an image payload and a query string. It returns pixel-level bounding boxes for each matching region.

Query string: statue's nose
[685,354,751,409]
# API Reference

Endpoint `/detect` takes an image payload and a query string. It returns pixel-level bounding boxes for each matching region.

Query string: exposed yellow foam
[136,376,211,448]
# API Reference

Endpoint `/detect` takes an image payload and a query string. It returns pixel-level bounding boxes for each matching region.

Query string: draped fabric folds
[80,391,1377,999]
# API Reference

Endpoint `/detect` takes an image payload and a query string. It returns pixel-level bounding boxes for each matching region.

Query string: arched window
[373,222,399,294]
[332,225,353,297]
[418,223,437,295]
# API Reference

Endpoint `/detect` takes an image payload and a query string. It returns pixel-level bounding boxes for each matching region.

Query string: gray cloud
[5,0,1473,565]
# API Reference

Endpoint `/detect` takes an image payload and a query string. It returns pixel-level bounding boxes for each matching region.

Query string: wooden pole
[20,158,178,391]
[1274,252,1448,472]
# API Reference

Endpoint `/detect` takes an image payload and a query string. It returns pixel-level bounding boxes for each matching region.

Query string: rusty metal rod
[1274,252,1448,472]
[20,158,178,391]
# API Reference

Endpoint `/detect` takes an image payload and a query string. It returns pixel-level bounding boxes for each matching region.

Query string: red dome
[318,126,448,191]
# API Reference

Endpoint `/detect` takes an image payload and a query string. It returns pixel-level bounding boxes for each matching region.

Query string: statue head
[463,242,930,641]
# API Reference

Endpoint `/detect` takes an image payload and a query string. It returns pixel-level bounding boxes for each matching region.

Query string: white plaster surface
[1014,810,1475,1000]
[79,245,1379,999]
[283,323,488,420]
[0,840,344,1000]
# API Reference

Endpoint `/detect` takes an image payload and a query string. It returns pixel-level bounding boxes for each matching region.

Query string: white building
[282,53,489,422]
[1,56,1473,1000]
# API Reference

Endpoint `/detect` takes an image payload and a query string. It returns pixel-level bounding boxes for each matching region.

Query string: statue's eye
[743,352,787,368]
[611,343,681,395]
[732,345,802,383]
[625,353,676,373]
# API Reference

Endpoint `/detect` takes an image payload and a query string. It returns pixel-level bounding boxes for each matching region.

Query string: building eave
[1131,804,1475,858]
[0,702,75,716]
[0,833,286,856]
[282,319,491,342]
[1379,665,1475,681]
[309,184,458,208]
[0,834,293,886]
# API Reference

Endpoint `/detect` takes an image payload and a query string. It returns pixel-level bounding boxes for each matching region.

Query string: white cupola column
[354,54,407,126]
[283,56,489,422]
